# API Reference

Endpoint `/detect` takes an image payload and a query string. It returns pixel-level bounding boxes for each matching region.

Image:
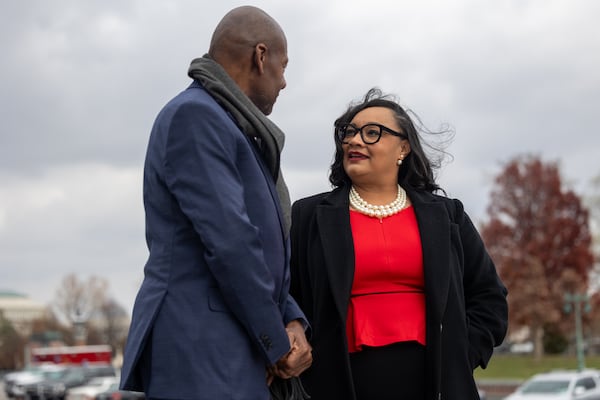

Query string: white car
[504,369,600,400]
[3,363,67,398]
[65,376,119,400]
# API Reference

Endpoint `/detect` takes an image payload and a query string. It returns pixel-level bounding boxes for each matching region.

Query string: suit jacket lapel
[244,135,290,308]
[245,135,286,241]
[315,187,356,322]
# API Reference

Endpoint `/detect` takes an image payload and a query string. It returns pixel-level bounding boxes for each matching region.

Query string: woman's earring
[397,158,403,166]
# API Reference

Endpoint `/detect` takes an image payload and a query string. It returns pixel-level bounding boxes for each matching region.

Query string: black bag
[269,376,311,400]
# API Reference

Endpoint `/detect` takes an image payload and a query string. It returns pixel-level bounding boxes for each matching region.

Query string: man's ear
[253,43,268,74]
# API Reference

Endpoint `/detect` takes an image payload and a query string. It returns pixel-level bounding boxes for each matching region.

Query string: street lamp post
[70,307,90,346]
[564,292,591,371]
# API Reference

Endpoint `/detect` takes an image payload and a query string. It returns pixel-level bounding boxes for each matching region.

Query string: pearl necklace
[349,185,407,219]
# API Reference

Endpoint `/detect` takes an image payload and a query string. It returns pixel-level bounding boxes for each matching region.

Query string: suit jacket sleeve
[163,100,291,365]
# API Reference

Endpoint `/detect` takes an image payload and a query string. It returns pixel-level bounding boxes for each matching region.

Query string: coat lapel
[313,186,452,325]
[315,187,356,322]
[407,188,451,324]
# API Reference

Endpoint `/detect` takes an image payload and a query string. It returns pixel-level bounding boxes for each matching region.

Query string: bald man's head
[209,6,286,65]
[208,6,288,115]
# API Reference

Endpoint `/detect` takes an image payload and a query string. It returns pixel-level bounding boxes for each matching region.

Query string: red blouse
[346,206,426,353]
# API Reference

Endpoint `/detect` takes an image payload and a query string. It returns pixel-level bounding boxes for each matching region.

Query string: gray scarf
[187,54,291,235]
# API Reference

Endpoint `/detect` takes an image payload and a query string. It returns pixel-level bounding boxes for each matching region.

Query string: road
[0,381,7,400]
[0,377,511,400]
[479,379,521,400]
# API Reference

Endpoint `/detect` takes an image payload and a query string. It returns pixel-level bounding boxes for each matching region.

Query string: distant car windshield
[522,379,570,394]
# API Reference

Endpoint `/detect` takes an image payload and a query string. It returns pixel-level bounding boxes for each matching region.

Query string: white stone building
[0,291,47,336]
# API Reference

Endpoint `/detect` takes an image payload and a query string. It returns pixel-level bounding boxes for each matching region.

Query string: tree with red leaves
[481,155,593,359]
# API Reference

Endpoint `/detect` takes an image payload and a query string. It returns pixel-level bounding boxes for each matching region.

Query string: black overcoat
[290,185,508,400]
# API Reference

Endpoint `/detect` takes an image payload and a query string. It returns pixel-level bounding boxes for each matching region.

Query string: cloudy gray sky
[1,0,599,312]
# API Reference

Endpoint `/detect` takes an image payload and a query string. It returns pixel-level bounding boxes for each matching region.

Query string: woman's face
[342,106,410,187]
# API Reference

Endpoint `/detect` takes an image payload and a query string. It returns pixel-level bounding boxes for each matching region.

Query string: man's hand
[272,320,312,378]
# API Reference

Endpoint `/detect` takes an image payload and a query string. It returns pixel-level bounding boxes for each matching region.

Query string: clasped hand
[267,320,312,384]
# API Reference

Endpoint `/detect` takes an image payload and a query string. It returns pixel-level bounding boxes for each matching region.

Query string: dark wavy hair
[329,88,451,193]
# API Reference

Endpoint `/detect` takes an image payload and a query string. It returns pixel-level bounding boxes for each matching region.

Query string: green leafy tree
[543,323,568,354]
[481,155,593,359]
[0,313,26,369]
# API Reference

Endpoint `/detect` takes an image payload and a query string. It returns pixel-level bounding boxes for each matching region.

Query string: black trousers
[349,341,426,400]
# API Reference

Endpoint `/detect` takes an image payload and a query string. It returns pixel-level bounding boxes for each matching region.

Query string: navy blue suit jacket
[120,81,305,399]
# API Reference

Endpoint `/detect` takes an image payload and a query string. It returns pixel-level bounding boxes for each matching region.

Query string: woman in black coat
[290,88,508,400]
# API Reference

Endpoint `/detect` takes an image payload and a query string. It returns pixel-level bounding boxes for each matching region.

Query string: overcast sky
[1,0,599,313]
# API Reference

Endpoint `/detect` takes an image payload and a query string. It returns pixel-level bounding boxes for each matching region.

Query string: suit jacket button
[260,334,272,350]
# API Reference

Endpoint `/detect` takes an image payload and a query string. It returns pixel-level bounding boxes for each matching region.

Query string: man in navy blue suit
[120,6,312,399]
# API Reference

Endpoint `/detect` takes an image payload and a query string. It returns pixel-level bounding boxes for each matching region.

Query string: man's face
[250,41,288,115]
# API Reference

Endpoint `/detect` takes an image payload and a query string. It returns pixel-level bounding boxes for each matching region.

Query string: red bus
[30,345,112,365]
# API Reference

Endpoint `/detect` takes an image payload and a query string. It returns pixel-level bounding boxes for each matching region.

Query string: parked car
[23,364,117,400]
[19,366,72,399]
[65,376,119,400]
[509,341,534,354]
[504,369,600,400]
[478,387,487,400]
[3,364,68,398]
[95,382,145,400]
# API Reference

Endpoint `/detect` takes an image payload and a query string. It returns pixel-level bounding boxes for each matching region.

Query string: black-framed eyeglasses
[335,123,407,144]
